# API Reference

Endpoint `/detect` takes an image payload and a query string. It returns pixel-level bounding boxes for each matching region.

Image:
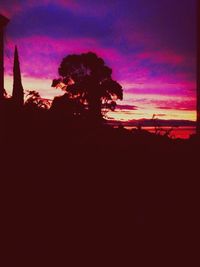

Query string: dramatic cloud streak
[1,0,196,121]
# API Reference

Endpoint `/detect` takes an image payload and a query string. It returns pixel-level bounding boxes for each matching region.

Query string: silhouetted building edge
[0,14,9,101]
[197,1,200,135]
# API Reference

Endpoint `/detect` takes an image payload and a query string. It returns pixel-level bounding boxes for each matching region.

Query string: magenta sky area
[0,0,197,121]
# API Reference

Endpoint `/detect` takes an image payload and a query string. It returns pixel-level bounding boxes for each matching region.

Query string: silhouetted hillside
[0,109,199,267]
[108,118,196,127]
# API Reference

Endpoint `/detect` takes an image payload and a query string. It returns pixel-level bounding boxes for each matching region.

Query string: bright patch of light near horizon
[5,75,196,121]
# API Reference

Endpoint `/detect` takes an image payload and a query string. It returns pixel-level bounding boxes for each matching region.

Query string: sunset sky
[0,0,197,121]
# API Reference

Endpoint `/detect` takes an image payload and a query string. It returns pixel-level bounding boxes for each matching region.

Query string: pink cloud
[4,33,196,121]
[4,35,196,113]
[137,50,185,65]
[4,35,127,80]
[152,99,196,111]
[4,34,195,90]
[120,90,196,118]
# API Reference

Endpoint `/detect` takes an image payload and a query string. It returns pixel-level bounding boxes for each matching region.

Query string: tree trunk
[88,95,102,120]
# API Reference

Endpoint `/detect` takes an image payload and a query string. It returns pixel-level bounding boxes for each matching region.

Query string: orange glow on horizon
[4,75,196,122]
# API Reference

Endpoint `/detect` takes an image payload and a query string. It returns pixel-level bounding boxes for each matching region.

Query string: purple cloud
[1,0,196,121]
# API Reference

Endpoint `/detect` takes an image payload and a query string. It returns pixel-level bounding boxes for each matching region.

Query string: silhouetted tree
[25,90,50,110]
[53,52,123,119]
[12,46,24,107]
[3,88,9,98]
[51,93,85,117]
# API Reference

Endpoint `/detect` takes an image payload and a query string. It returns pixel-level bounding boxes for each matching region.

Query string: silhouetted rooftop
[0,14,9,27]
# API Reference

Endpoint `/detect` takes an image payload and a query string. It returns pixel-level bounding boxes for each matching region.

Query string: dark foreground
[1,109,199,264]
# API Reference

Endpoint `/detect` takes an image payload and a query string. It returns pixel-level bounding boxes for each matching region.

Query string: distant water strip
[123,126,196,139]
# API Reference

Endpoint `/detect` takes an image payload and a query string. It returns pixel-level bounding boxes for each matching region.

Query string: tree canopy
[52,52,123,119]
[24,90,50,110]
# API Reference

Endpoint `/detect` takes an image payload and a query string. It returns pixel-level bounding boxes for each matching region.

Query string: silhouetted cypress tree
[12,46,24,106]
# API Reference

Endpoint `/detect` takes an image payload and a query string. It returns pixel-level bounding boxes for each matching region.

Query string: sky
[0,0,197,121]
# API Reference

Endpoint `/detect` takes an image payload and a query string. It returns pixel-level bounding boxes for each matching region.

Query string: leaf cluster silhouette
[52,52,123,119]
